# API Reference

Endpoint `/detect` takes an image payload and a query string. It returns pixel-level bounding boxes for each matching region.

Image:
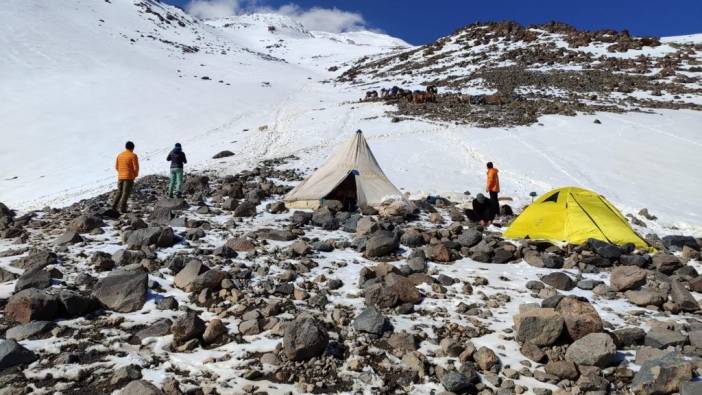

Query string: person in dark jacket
[166,143,187,198]
[466,193,494,226]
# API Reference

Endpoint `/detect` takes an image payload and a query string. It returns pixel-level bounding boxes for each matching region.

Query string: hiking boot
[176,192,183,199]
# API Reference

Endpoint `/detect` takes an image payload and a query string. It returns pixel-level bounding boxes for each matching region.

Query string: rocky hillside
[339,21,702,127]
[1,158,701,395]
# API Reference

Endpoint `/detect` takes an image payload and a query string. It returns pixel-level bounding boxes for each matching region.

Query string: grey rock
[11,249,57,271]
[441,371,474,394]
[662,235,699,252]
[93,270,148,313]
[120,380,164,395]
[58,290,96,317]
[681,381,702,395]
[127,227,176,249]
[670,279,700,311]
[111,364,142,385]
[353,306,389,336]
[364,230,400,257]
[174,260,208,291]
[565,333,616,368]
[540,272,574,290]
[645,326,687,349]
[631,352,693,395]
[14,269,51,292]
[0,340,38,370]
[457,229,482,248]
[513,308,564,346]
[171,311,205,344]
[55,230,83,245]
[133,318,173,342]
[5,321,55,341]
[233,200,257,217]
[190,270,226,293]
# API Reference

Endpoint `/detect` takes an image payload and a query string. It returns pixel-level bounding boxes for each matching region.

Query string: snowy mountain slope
[0,0,406,210]
[0,3,700,235]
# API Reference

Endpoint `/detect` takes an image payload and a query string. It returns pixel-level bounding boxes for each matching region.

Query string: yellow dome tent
[503,187,650,249]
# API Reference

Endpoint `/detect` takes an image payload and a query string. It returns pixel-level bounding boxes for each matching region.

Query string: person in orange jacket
[486,162,500,222]
[112,141,139,213]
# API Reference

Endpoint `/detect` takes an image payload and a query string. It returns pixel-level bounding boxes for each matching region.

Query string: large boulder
[364,230,400,257]
[556,296,603,340]
[0,340,38,370]
[610,265,647,291]
[93,270,148,313]
[513,307,564,346]
[631,353,693,395]
[282,316,329,361]
[541,272,575,291]
[5,289,60,324]
[565,333,616,368]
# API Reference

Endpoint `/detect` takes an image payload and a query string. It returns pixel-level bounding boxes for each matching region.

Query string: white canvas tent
[284,130,402,209]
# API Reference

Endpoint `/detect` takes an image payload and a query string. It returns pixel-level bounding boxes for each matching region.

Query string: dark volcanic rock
[93,270,148,313]
[364,230,400,257]
[282,315,329,361]
[171,311,206,344]
[0,340,38,370]
[353,306,390,336]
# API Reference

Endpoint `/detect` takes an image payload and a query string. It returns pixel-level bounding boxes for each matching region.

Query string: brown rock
[556,296,603,340]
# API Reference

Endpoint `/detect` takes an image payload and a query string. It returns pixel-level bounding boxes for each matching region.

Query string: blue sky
[166,0,702,44]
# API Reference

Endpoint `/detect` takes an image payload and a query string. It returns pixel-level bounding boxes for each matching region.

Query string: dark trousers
[489,191,500,219]
[112,179,134,212]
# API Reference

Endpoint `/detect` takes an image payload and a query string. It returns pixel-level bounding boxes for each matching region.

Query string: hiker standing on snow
[166,143,187,198]
[486,161,500,221]
[112,141,139,213]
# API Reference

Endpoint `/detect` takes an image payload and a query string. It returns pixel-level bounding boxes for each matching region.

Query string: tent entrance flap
[324,171,358,209]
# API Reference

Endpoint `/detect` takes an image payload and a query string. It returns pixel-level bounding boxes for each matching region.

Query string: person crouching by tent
[166,143,187,198]
[466,193,494,226]
[486,161,500,221]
